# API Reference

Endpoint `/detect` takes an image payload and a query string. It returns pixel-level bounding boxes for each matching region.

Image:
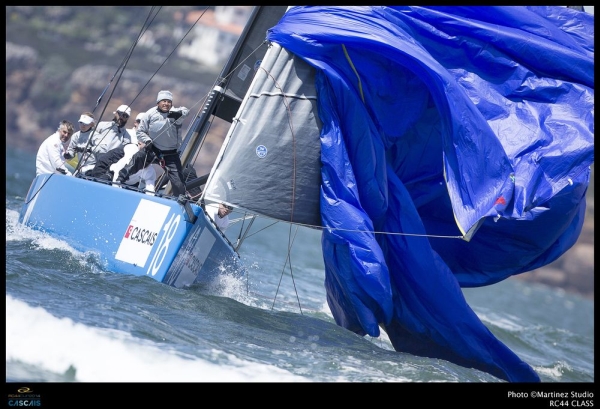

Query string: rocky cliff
[6,41,210,151]
[6,5,227,172]
[512,215,594,300]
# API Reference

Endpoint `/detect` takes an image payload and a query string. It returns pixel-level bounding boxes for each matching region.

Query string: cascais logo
[124,224,158,246]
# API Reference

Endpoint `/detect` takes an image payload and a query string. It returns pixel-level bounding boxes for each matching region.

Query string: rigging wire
[128,6,210,114]
[273,220,465,239]
[226,62,305,312]
[270,224,303,314]
[75,6,215,177]
[183,38,271,175]
[74,6,162,175]
[226,51,468,312]
[240,57,465,313]
[93,6,162,114]
[73,7,272,193]
[237,212,464,240]
[75,6,471,312]
[120,6,211,174]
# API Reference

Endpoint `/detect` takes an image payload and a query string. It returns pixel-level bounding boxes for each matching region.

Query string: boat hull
[18,174,239,287]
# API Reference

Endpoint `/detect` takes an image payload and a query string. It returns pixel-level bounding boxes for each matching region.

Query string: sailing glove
[169,107,190,125]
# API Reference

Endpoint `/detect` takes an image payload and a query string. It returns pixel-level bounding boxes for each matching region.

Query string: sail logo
[124,225,158,246]
[256,145,267,158]
[115,199,171,268]
[238,64,251,81]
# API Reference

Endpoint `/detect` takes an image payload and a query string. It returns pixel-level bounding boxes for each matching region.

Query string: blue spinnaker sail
[268,6,593,382]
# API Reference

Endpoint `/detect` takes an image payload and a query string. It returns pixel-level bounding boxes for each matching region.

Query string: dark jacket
[88,144,156,183]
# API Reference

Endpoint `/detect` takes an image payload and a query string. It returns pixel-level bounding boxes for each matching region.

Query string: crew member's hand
[74,146,93,153]
[169,107,190,125]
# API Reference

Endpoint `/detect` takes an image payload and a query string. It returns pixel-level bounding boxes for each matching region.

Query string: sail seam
[247,92,317,100]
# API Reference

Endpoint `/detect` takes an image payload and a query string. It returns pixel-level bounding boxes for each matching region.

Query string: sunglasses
[118,112,130,119]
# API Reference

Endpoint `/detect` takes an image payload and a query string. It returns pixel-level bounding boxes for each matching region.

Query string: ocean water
[5,146,594,398]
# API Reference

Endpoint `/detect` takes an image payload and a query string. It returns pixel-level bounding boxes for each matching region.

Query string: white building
[177,6,252,69]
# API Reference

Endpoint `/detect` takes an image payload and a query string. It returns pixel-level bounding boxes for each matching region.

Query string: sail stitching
[258,65,299,227]
[258,63,304,314]
[247,92,317,100]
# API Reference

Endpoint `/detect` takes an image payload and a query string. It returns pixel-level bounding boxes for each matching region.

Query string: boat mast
[179,6,287,171]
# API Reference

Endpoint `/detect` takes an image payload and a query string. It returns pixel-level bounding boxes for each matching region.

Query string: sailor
[77,104,132,175]
[136,90,190,197]
[36,120,75,176]
[127,112,145,144]
[64,112,95,170]
[205,202,232,231]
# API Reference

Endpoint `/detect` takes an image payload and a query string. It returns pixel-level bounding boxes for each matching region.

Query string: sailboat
[19,6,289,288]
[19,6,594,383]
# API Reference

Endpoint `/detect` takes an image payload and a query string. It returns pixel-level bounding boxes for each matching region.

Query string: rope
[242,216,464,240]
[74,7,213,181]
[73,7,162,176]
[271,224,303,313]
